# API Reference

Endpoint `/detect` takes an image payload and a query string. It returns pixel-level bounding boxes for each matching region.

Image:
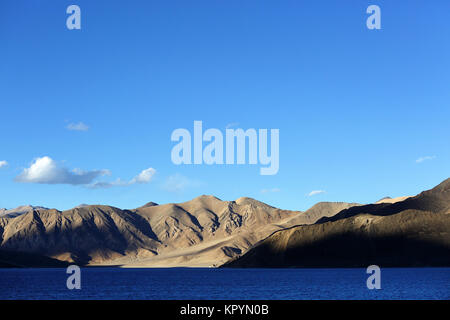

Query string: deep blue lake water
[0,268,448,300]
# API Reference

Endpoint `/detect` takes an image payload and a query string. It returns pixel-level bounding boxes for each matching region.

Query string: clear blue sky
[1,0,449,211]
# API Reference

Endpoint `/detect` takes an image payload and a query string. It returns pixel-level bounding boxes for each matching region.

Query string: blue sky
[0,0,449,211]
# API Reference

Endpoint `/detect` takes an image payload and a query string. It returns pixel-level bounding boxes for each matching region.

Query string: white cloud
[15,156,110,185]
[162,174,201,193]
[87,179,127,189]
[0,160,8,168]
[261,188,280,194]
[88,168,157,189]
[15,156,157,189]
[307,190,326,197]
[130,168,156,184]
[415,155,436,163]
[66,122,89,131]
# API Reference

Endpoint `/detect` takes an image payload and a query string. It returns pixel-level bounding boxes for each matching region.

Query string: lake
[0,268,448,300]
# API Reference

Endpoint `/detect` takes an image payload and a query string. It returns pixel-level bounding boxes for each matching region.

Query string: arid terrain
[225,178,450,267]
[1,195,351,267]
[1,178,449,268]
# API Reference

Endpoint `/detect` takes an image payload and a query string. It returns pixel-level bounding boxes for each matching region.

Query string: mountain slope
[281,202,359,227]
[0,205,161,264]
[223,209,450,267]
[121,199,359,267]
[317,178,450,224]
[0,196,309,267]
[0,250,70,268]
[375,196,411,204]
[0,205,48,218]
[2,179,448,268]
[224,179,450,268]
[122,196,300,267]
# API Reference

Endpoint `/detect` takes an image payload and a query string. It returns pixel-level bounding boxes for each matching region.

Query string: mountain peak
[0,205,48,218]
[139,201,159,208]
[75,204,90,208]
[375,196,411,204]
[195,195,222,201]
[234,197,275,209]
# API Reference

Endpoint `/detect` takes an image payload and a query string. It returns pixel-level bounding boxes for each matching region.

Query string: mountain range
[0,178,449,268]
[225,178,450,267]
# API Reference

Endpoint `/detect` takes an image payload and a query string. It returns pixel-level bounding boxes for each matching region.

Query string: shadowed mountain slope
[317,178,449,224]
[224,179,450,268]
[0,250,70,268]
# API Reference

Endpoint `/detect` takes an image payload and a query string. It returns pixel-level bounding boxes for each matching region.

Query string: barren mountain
[317,178,450,224]
[375,196,411,204]
[224,178,450,268]
[1,195,326,267]
[121,198,358,268]
[282,201,359,226]
[2,179,447,268]
[0,205,48,218]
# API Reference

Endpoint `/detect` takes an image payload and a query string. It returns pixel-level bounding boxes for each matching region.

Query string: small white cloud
[66,122,89,131]
[130,168,156,184]
[88,168,156,189]
[307,190,326,197]
[87,179,127,189]
[261,188,280,194]
[162,174,201,193]
[0,160,8,168]
[15,156,109,185]
[415,155,436,163]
